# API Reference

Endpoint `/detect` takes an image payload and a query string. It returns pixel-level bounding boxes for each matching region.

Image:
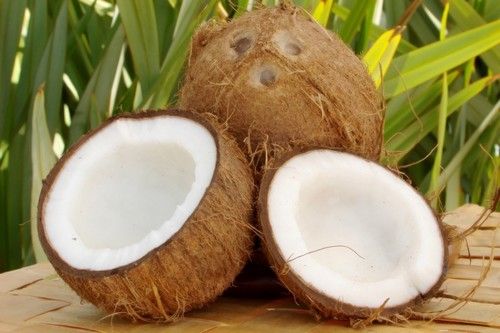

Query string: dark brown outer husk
[180,5,384,171]
[258,147,448,321]
[38,109,255,322]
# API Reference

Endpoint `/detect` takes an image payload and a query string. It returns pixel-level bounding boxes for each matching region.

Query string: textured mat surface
[1,204,498,332]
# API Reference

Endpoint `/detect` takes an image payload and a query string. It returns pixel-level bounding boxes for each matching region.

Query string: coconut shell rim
[258,146,449,318]
[38,109,223,278]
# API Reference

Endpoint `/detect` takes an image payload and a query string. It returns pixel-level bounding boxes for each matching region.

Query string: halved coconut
[38,109,254,321]
[259,149,447,319]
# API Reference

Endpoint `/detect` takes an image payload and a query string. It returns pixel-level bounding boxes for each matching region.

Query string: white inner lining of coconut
[267,150,444,308]
[43,115,217,271]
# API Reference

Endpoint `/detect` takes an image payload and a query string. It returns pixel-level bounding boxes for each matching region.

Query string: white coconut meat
[42,115,217,271]
[266,150,445,309]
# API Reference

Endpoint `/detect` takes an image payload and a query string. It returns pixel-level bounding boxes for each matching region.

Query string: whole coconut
[180,4,384,170]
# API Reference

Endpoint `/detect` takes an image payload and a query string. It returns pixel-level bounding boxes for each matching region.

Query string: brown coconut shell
[38,109,255,322]
[180,4,384,171]
[258,147,448,321]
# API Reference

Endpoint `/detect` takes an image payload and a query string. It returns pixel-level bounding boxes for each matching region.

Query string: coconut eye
[260,69,276,86]
[284,42,301,55]
[250,65,279,88]
[273,30,303,57]
[231,37,252,55]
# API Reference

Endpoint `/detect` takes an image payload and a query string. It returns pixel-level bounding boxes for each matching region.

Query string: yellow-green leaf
[117,0,160,96]
[437,101,499,196]
[69,25,125,143]
[384,19,500,98]
[313,0,334,27]
[332,3,416,53]
[147,0,218,108]
[449,0,500,72]
[0,0,27,140]
[363,29,401,87]
[339,0,375,44]
[428,72,448,206]
[30,87,57,262]
[428,1,450,208]
[385,75,494,164]
[384,71,459,141]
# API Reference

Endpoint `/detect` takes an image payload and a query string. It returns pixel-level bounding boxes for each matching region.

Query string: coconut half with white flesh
[38,109,254,321]
[259,148,447,319]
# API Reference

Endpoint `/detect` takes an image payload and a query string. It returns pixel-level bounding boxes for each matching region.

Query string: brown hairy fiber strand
[257,147,448,323]
[443,224,463,268]
[444,192,499,268]
[38,110,255,322]
[180,5,384,172]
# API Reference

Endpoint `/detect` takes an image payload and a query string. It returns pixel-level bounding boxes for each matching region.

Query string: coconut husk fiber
[180,4,384,172]
[38,110,255,322]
